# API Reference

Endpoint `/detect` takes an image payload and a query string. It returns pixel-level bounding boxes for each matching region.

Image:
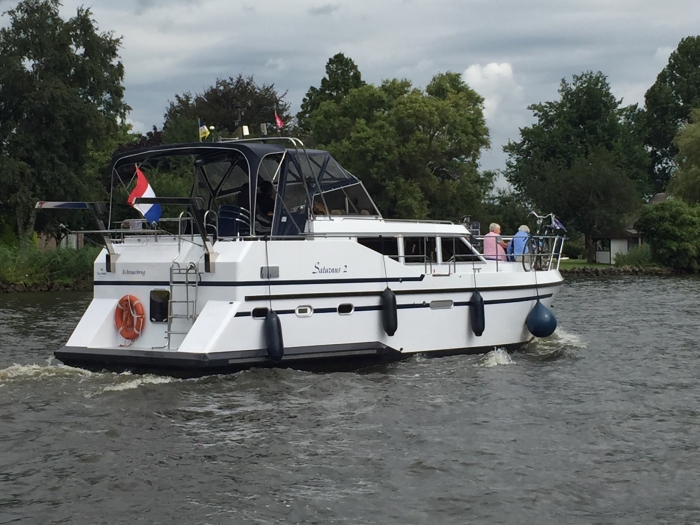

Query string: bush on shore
[0,245,100,286]
[614,244,653,267]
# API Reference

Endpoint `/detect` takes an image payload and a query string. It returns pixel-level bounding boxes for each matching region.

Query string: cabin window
[403,237,437,263]
[430,299,453,310]
[338,303,354,315]
[441,237,480,262]
[218,163,250,196]
[357,237,399,260]
[252,307,269,319]
[295,305,313,317]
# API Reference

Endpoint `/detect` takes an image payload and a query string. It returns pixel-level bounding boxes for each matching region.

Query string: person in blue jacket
[507,224,530,261]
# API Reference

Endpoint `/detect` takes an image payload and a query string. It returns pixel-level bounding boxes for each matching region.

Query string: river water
[1,276,699,524]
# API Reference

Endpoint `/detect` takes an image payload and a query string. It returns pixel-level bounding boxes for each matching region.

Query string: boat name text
[313,263,347,274]
[122,269,146,276]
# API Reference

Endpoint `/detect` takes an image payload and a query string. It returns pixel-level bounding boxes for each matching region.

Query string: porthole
[295,305,313,317]
[252,307,269,319]
[430,299,454,310]
[338,303,354,315]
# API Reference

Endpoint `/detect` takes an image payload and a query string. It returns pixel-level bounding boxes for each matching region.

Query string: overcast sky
[5,0,700,173]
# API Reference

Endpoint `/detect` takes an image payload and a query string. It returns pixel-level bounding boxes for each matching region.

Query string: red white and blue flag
[127,166,162,223]
[274,111,284,130]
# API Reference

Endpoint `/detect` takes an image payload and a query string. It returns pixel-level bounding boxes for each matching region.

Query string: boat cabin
[111,139,381,239]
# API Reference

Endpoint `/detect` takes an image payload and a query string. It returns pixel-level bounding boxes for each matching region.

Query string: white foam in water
[529,328,587,351]
[548,328,587,348]
[478,348,514,367]
[0,363,92,383]
[102,374,176,392]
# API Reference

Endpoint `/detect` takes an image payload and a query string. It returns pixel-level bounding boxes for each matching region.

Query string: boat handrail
[217,136,306,150]
[383,218,455,225]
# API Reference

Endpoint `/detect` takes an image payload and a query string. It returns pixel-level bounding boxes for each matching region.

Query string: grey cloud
[308,4,341,16]
[63,0,700,172]
[134,0,203,16]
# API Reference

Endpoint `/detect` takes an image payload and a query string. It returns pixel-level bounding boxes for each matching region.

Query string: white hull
[46,139,565,375]
[58,220,562,374]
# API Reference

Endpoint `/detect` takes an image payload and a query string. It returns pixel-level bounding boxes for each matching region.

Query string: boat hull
[55,227,564,376]
[55,340,530,377]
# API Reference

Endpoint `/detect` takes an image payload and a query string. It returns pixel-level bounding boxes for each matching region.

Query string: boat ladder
[167,261,200,349]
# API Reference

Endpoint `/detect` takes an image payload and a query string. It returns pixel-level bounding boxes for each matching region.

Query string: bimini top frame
[109,138,381,237]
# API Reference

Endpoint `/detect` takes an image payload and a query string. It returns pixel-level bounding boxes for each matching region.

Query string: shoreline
[0,280,92,293]
[559,265,672,276]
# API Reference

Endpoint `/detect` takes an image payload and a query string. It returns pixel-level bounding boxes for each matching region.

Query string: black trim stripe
[95,280,170,287]
[234,292,554,317]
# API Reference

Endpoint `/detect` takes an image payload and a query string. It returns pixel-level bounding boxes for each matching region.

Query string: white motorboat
[39,138,565,375]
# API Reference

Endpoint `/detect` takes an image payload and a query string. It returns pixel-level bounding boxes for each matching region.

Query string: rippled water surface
[1,277,700,524]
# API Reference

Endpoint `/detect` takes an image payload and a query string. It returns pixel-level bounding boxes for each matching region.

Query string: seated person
[507,225,530,261]
[256,180,275,234]
[482,223,508,261]
[312,199,328,216]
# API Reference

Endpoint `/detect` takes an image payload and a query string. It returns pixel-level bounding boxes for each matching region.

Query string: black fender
[470,290,485,336]
[264,310,284,363]
[381,288,398,336]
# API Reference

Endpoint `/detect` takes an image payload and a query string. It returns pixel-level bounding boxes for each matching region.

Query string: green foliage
[504,71,648,261]
[668,107,700,203]
[644,36,700,192]
[635,198,700,272]
[163,75,291,141]
[479,187,531,235]
[0,0,127,245]
[613,244,652,267]
[297,53,364,133]
[562,236,585,259]
[306,71,491,220]
[0,245,100,285]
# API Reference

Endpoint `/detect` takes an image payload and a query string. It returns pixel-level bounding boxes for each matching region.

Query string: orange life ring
[115,294,145,341]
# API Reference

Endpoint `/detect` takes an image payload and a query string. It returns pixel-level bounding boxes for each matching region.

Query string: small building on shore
[591,193,666,264]
[37,233,84,251]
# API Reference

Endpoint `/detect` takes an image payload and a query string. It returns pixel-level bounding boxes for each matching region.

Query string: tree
[635,198,700,272]
[481,187,532,236]
[163,75,291,141]
[668,107,700,203]
[504,71,649,261]
[297,53,364,133]
[0,0,127,246]
[644,36,700,192]
[306,72,491,219]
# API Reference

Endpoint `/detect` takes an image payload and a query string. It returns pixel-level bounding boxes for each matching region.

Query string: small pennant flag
[551,215,566,231]
[127,166,162,223]
[199,123,210,140]
[274,111,284,130]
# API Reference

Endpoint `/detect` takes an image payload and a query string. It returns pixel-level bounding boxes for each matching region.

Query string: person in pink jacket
[483,223,508,261]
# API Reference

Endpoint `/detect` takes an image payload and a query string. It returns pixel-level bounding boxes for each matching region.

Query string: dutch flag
[127,166,162,223]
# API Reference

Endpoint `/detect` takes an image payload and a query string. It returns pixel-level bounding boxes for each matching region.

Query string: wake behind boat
[39,138,565,376]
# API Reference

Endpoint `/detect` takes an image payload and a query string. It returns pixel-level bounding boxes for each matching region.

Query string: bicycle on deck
[522,212,566,272]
